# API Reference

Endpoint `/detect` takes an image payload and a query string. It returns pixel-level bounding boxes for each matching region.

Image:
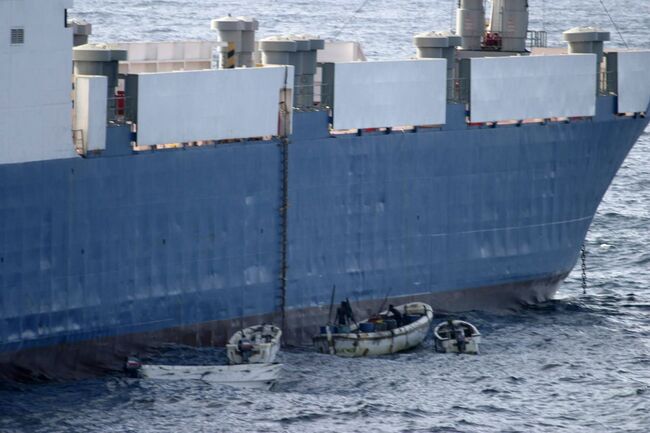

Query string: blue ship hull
[0,96,648,380]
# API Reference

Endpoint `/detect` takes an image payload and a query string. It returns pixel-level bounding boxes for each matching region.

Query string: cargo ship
[1,0,649,380]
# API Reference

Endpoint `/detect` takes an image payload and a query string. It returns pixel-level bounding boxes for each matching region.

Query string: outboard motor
[237,338,255,363]
[124,357,142,378]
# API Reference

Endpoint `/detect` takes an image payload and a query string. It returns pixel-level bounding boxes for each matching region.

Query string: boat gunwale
[313,302,434,342]
[433,320,481,342]
[141,362,282,373]
[225,341,278,350]
[226,326,282,346]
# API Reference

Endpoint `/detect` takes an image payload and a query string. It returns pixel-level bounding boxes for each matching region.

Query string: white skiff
[226,324,282,364]
[139,363,282,390]
[433,320,481,354]
[313,302,434,357]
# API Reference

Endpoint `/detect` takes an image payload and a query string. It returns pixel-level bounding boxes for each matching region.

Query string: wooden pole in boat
[239,290,245,335]
[376,287,393,316]
[326,285,336,355]
[581,244,588,295]
[327,285,336,324]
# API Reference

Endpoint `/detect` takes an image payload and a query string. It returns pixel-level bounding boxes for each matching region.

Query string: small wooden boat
[313,302,434,357]
[137,363,282,390]
[433,319,481,354]
[226,324,282,364]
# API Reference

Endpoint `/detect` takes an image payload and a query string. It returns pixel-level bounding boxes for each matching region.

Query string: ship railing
[527,30,548,49]
[72,129,85,155]
[107,95,133,124]
[447,77,470,104]
[293,82,331,111]
[599,69,617,96]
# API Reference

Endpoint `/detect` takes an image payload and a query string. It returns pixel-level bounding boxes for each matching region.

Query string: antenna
[450,0,455,31]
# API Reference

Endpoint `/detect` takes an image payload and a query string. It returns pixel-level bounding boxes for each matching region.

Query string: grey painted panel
[333,60,447,130]
[470,54,597,122]
[134,66,293,145]
[615,50,650,113]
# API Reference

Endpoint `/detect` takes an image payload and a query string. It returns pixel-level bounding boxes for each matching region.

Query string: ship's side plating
[1,100,647,366]
[285,103,649,341]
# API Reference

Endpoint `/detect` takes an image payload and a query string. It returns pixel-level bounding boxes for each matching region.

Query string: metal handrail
[448,77,470,104]
[72,129,85,155]
[599,70,617,96]
[527,30,548,49]
[294,82,330,111]
[107,95,133,123]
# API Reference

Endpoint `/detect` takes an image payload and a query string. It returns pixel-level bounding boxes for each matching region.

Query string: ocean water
[2,1,650,432]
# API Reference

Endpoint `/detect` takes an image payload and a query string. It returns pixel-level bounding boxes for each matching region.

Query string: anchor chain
[580,244,587,295]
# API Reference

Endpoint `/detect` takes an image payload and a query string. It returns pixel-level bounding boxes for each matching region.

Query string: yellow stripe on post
[226,42,236,69]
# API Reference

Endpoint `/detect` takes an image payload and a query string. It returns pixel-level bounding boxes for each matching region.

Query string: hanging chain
[580,244,587,295]
[278,137,289,342]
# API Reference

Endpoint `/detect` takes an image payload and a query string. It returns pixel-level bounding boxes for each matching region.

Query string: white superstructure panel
[317,41,367,63]
[470,54,597,122]
[74,76,108,152]
[615,51,650,113]
[112,41,223,74]
[332,59,447,130]
[0,0,75,164]
[135,66,293,146]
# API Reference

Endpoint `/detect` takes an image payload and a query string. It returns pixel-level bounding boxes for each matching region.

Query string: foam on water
[1,1,649,432]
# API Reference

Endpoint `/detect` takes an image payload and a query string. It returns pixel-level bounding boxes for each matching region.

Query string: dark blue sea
[2,1,650,432]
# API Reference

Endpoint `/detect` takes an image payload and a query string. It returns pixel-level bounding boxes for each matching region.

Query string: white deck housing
[317,41,367,63]
[613,50,650,114]
[74,75,107,152]
[0,0,74,164]
[111,41,224,74]
[469,54,597,122]
[133,65,294,146]
[332,59,447,130]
